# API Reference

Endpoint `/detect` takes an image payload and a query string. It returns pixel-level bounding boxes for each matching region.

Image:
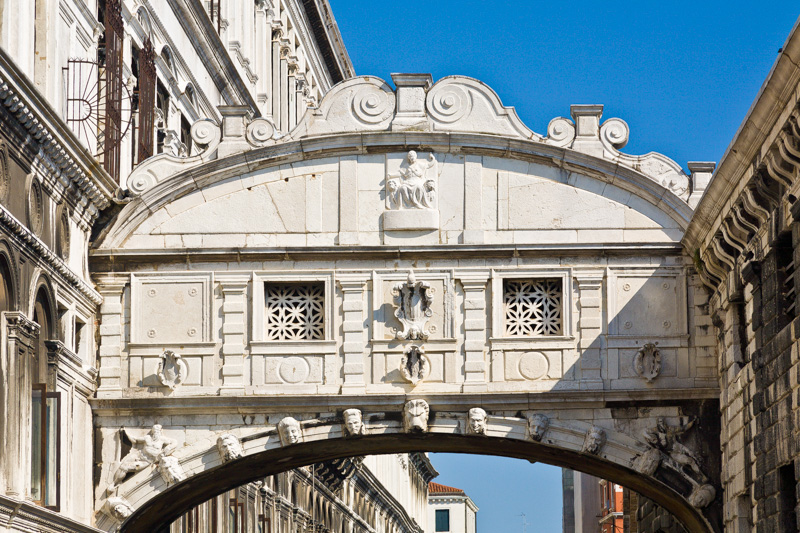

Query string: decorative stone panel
[131,274,212,344]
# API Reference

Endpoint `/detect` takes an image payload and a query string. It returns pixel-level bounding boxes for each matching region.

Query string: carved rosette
[351,85,395,125]
[392,270,434,341]
[633,343,661,383]
[427,83,470,123]
[157,350,188,390]
[400,345,430,385]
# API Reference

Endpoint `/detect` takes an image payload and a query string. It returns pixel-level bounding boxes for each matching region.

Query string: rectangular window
[229,490,245,533]
[31,384,60,509]
[503,278,563,336]
[435,509,450,532]
[265,283,325,340]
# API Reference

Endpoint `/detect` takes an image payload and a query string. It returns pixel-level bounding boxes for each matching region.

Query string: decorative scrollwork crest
[633,343,661,383]
[157,350,188,390]
[392,270,434,341]
[400,345,429,385]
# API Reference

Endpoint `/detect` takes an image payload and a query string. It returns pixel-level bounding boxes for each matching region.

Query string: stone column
[96,275,127,397]
[279,39,291,131]
[271,24,283,127]
[337,275,367,392]
[459,275,488,391]
[255,2,270,115]
[219,275,250,394]
[576,275,603,388]
[3,312,38,497]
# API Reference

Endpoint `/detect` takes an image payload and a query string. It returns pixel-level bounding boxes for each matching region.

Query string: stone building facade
[426,482,477,533]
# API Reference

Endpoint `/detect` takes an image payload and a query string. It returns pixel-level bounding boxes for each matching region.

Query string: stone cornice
[0,494,102,533]
[683,17,800,289]
[0,47,115,212]
[45,340,98,398]
[296,0,354,87]
[4,311,40,340]
[90,243,684,270]
[88,388,719,415]
[0,204,103,305]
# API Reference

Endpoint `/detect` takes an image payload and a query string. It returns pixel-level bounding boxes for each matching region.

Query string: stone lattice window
[503,278,563,336]
[265,283,325,340]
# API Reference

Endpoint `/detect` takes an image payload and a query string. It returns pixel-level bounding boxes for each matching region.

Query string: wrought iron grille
[503,278,563,336]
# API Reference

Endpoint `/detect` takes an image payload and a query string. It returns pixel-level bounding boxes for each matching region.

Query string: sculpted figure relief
[217,433,243,463]
[643,418,705,479]
[582,426,606,455]
[157,455,187,485]
[103,496,134,522]
[688,483,716,509]
[466,407,488,436]
[387,151,437,210]
[109,424,177,492]
[278,417,303,445]
[527,413,549,442]
[392,270,434,341]
[403,399,430,433]
[343,408,366,436]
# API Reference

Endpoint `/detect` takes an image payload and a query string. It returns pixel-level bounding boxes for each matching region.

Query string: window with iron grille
[265,283,325,341]
[503,278,563,336]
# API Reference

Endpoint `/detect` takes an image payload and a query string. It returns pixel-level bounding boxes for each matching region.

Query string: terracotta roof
[429,482,465,495]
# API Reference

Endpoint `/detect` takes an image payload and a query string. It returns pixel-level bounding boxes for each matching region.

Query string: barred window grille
[503,278,563,336]
[265,283,325,340]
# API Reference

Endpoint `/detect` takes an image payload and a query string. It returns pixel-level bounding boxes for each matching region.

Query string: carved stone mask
[467,408,487,435]
[527,414,549,442]
[105,497,134,522]
[278,417,302,445]
[217,433,243,462]
[403,399,429,433]
[583,426,606,455]
[343,409,363,436]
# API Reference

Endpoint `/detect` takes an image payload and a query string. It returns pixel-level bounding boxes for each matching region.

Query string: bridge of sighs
[90,73,722,532]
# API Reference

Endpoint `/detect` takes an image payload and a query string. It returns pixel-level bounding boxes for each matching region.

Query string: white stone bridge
[90,73,721,532]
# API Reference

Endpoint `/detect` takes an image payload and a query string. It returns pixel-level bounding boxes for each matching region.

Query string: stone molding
[0,204,102,305]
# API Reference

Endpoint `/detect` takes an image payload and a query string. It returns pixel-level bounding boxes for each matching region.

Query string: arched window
[161,46,176,77]
[184,84,196,106]
[31,285,59,510]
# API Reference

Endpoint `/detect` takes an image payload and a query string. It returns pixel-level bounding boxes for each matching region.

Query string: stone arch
[106,414,717,533]
[29,272,56,339]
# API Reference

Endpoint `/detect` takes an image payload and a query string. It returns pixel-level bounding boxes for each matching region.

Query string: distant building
[562,470,623,533]
[427,482,478,533]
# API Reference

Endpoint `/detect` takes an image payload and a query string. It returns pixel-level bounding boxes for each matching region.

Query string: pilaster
[218,275,250,394]
[3,312,38,498]
[458,275,489,391]
[95,275,127,397]
[337,275,367,392]
[576,274,604,389]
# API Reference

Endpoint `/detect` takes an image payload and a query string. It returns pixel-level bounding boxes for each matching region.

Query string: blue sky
[327,1,799,531]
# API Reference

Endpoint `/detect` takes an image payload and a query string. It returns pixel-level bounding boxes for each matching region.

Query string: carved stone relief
[527,413,549,442]
[403,399,429,433]
[392,270,434,341]
[400,345,430,385]
[384,151,439,230]
[466,407,487,436]
[278,417,303,445]
[343,408,365,436]
[582,426,606,455]
[633,343,662,383]
[688,483,716,509]
[157,350,188,390]
[642,418,706,481]
[217,433,243,463]
[103,496,134,522]
[157,455,186,485]
[108,425,177,493]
